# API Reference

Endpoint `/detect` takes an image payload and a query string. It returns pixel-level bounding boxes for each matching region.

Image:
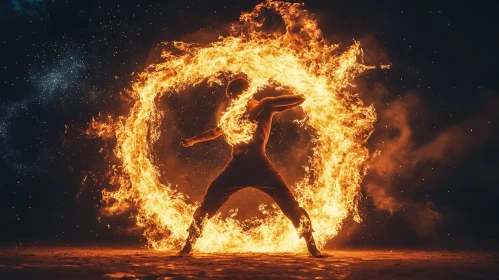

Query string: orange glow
[89,0,376,253]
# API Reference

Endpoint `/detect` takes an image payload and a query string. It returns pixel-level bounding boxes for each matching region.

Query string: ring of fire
[93,1,377,252]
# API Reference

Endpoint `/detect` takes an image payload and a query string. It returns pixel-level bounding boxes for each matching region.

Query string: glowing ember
[90,0,376,252]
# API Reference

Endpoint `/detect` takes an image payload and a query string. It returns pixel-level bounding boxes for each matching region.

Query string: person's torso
[231,101,273,157]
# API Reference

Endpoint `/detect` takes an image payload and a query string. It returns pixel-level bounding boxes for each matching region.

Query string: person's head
[226,77,250,101]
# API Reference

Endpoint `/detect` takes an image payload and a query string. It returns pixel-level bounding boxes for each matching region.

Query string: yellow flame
[90,0,376,252]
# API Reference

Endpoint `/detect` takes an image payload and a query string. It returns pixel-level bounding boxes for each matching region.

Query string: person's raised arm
[262,95,306,113]
[181,127,223,147]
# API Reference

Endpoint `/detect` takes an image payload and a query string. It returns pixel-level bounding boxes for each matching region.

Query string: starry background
[1,0,498,249]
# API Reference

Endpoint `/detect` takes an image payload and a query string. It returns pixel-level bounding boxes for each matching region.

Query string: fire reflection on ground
[0,246,497,279]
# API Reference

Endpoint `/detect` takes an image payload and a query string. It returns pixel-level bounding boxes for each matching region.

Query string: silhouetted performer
[179,78,326,257]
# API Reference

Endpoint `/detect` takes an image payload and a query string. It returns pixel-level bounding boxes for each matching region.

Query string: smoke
[364,89,499,237]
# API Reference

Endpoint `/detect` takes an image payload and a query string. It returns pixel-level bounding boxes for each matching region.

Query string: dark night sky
[1,0,498,249]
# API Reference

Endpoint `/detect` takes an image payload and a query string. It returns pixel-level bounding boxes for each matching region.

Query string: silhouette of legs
[179,155,327,257]
[179,163,242,256]
[254,161,326,257]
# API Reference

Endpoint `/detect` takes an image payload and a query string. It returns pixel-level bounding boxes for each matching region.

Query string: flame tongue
[92,0,376,252]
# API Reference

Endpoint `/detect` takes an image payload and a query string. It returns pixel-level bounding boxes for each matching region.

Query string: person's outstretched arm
[262,95,306,113]
[181,127,223,147]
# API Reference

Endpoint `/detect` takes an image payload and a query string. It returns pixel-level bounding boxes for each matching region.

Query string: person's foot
[304,234,329,258]
[309,248,329,258]
[177,242,193,257]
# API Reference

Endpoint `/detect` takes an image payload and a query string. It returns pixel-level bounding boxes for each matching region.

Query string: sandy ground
[0,246,497,279]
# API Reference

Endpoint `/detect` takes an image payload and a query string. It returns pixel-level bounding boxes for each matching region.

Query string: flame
[90,0,376,252]
[86,113,116,140]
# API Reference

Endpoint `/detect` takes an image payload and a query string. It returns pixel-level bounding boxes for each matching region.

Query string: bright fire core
[91,1,377,252]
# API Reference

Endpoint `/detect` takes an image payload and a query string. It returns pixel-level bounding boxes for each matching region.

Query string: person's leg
[179,168,241,256]
[256,164,327,257]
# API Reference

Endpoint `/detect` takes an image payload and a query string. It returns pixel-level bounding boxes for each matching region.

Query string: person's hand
[180,138,195,147]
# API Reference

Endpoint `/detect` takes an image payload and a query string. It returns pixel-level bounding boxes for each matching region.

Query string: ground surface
[0,247,497,279]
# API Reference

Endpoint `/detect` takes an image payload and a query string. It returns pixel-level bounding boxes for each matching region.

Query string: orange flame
[90,0,376,252]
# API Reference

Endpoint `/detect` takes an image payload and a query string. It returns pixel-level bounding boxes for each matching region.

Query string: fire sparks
[90,0,376,252]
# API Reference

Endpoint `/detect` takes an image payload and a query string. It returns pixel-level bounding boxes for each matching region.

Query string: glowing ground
[0,247,497,279]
